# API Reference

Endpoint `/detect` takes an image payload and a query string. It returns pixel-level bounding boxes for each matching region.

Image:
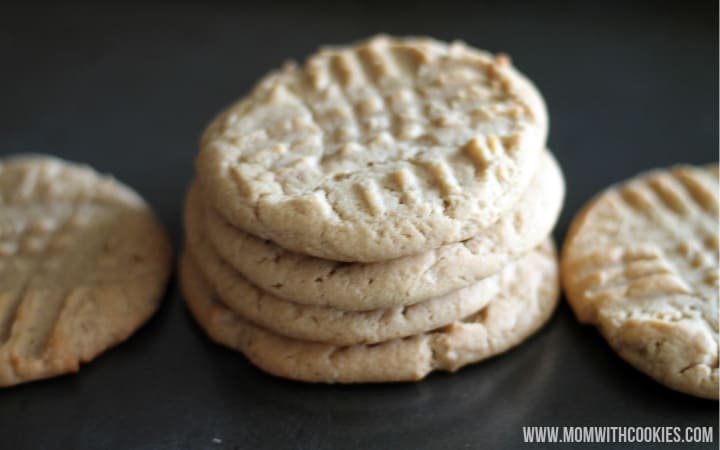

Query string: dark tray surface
[0,2,717,449]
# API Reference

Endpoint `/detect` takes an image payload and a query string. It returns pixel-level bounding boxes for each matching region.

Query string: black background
[0,1,717,449]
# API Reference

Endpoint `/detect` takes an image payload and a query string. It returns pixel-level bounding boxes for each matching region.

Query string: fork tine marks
[5,288,72,359]
[331,51,362,88]
[462,137,492,173]
[0,284,28,345]
[391,168,420,206]
[646,174,690,215]
[672,166,718,214]
[620,183,655,214]
[356,40,401,82]
[355,180,385,216]
[420,159,460,200]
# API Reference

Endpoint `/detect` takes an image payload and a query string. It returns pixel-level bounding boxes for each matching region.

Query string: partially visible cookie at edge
[196,34,548,262]
[0,155,172,387]
[180,240,559,383]
[562,164,719,399]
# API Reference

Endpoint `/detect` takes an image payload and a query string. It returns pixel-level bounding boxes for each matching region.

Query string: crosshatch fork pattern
[210,37,535,209]
[197,35,548,261]
[562,164,719,399]
[0,156,172,387]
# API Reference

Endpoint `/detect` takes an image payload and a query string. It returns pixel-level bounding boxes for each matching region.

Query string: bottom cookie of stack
[180,240,559,383]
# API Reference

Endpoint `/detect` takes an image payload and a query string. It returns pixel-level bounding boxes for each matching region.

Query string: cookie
[562,164,719,399]
[0,155,172,387]
[180,240,558,383]
[196,35,547,262]
[203,150,563,310]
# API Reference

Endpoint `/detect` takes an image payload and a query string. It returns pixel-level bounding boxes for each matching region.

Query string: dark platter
[0,2,717,449]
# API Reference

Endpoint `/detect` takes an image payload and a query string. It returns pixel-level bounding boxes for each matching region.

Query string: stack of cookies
[182,35,565,383]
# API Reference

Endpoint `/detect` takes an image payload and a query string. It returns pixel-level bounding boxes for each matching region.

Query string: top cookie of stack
[196,34,548,263]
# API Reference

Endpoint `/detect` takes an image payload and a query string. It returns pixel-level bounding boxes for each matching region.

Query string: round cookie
[562,164,719,399]
[180,240,559,383]
[196,35,547,262]
[202,150,563,310]
[0,155,172,387]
